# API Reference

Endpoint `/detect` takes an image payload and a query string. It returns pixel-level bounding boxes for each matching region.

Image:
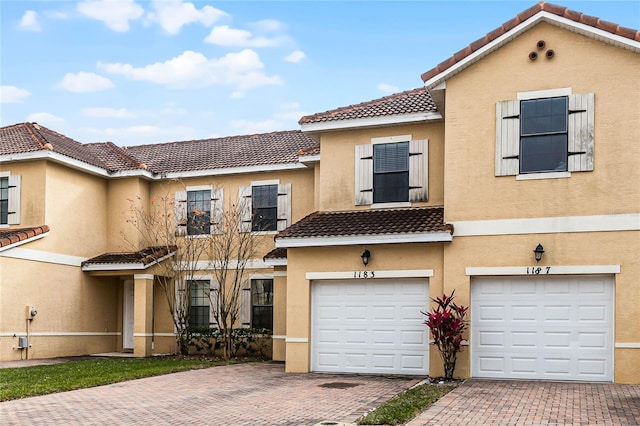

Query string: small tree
[422,290,468,380]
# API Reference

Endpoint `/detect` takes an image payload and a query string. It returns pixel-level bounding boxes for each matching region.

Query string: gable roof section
[124,130,318,175]
[81,245,177,271]
[1,123,319,178]
[299,87,441,133]
[275,207,453,248]
[421,2,640,89]
[0,225,50,252]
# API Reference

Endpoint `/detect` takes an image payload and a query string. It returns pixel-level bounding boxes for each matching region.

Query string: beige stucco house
[1,3,638,383]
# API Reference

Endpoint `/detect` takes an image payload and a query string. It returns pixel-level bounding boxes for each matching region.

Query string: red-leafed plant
[422,290,469,380]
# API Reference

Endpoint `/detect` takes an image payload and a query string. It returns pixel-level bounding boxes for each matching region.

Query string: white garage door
[312,278,429,375]
[472,275,614,382]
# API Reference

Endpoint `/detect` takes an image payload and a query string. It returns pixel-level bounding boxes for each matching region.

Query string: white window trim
[249,273,274,280]
[251,179,280,186]
[371,202,412,209]
[517,87,572,100]
[516,171,571,180]
[185,184,212,192]
[371,134,412,144]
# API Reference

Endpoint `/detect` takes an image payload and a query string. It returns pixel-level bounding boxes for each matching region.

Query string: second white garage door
[472,275,614,382]
[312,278,429,375]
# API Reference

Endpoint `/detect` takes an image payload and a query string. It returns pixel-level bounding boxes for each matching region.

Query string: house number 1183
[354,271,375,278]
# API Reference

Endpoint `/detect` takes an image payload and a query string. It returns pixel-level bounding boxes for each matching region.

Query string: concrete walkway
[406,378,640,426]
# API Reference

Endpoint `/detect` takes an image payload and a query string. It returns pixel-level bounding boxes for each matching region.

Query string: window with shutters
[355,138,428,206]
[496,90,594,177]
[189,280,210,328]
[251,279,273,330]
[238,181,291,233]
[174,186,223,237]
[0,172,21,226]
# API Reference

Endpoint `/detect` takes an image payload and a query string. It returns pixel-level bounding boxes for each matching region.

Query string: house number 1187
[354,271,375,278]
[527,266,551,275]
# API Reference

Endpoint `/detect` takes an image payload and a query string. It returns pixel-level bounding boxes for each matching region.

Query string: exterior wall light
[533,244,545,262]
[361,249,371,266]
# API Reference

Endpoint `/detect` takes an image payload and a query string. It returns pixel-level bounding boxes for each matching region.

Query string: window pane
[187,190,211,235]
[374,171,409,203]
[520,134,568,173]
[0,177,8,224]
[252,185,278,231]
[374,142,409,173]
[251,279,273,330]
[189,280,210,328]
[521,97,567,135]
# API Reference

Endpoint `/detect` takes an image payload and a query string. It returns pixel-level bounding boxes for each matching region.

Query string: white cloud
[0,86,31,103]
[82,107,138,118]
[204,25,284,47]
[45,11,69,20]
[99,49,282,94]
[231,119,284,134]
[284,50,306,63]
[26,112,65,125]
[377,83,399,94]
[77,0,144,32]
[60,72,115,93]
[250,19,283,32]
[78,125,196,145]
[20,11,41,32]
[147,0,227,35]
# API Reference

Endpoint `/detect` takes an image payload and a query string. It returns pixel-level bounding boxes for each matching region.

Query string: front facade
[1,3,638,383]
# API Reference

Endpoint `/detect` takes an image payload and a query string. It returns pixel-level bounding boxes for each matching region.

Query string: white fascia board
[299,112,442,133]
[0,232,48,252]
[298,154,320,164]
[161,162,307,179]
[81,252,175,272]
[452,213,640,237]
[1,151,110,177]
[0,246,85,266]
[276,232,453,248]
[424,12,640,90]
[175,258,270,270]
[263,257,287,266]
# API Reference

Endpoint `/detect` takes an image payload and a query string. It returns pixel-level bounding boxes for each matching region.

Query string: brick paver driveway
[407,378,640,426]
[0,362,419,425]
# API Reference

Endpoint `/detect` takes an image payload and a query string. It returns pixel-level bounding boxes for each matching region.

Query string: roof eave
[0,231,49,253]
[263,257,288,266]
[424,12,640,90]
[275,231,453,248]
[300,111,442,134]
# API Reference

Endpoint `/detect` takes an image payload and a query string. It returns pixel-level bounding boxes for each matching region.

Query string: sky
[1,1,638,147]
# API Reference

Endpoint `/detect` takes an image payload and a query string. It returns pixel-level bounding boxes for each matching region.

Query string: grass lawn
[0,357,246,401]
[358,381,458,425]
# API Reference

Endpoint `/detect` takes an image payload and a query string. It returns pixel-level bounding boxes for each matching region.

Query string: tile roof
[263,247,287,260]
[81,246,177,268]
[421,2,640,84]
[276,207,453,239]
[298,87,437,125]
[0,225,50,249]
[124,130,318,174]
[1,123,319,175]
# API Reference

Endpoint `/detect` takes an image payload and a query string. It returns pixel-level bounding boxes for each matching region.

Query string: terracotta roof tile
[81,246,177,267]
[0,225,50,248]
[276,207,452,239]
[299,87,437,125]
[124,130,318,174]
[421,2,640,83]
[263,247,287,260]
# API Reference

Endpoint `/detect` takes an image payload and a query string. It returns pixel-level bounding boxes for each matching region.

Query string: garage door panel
[472,276,613,382]
[312,279,429,375]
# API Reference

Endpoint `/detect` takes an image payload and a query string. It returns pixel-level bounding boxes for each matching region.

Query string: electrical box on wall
[17,337,28,349]
[27,305,37,319]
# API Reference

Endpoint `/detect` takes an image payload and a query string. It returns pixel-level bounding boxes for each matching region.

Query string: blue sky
[1,1,638,146]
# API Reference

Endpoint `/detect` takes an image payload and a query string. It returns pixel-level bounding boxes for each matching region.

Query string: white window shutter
[276,183,292,231]
[239,282,251,328]
[567,93,595,172]
[495,100,520,176]
[209,280,220,328]
[355,144,373,205]
[408,139,428,202]
[174,190,187,237]
[210,188,224,234]
[7,175,21,225]
[238,186,252,233]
